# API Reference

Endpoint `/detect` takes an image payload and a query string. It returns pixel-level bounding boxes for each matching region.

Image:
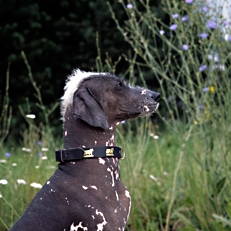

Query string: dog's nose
[151,92,160,102]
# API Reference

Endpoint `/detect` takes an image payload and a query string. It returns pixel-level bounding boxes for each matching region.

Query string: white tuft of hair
[60,69,107,119]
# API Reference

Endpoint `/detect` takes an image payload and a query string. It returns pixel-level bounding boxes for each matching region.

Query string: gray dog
[10,69,160,231]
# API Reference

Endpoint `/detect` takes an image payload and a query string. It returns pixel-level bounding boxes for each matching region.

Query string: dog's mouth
[142,102,159,115]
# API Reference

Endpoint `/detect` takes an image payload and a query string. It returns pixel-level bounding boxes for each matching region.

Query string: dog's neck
[63,106,118,149]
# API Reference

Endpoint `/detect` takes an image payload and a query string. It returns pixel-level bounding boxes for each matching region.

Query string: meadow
[2,0,231,230]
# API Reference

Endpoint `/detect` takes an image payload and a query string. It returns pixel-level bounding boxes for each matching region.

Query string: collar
[55,146,125,162]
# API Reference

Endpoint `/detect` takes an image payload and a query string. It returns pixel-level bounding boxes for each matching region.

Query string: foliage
[108,0,231,230]
[0,65,12,146]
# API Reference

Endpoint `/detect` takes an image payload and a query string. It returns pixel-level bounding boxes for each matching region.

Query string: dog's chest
[54,158,132,230]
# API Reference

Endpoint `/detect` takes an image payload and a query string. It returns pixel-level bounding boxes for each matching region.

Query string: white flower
[159,30,165,35]
[22,147,32,152]
[30,182,42,189]
[35,165,39,169]
[0,159,7,163]
[0,193,2,198]
[41,148,49,152]
[41,156,48,160]
[26,114,36,119]
[17,179,26,185]
[12,163,17,167]
[0,179,8,185]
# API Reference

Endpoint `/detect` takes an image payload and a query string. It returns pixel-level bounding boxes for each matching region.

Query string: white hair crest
[60,69,107,119]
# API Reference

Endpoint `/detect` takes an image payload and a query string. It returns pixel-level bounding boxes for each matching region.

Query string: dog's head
[61,69,160,130]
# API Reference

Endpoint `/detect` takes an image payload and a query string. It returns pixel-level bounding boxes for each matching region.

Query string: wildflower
[41,148,49,151]
[12,163,17,167]
[207,20,216,29]
[181,15,189,22]
[30,182,42,189]
[17,179,26,185]
[209,86,215,93]
[203,87,209,92]
[225,34,231,41]
[182,44,189,50]
[202,6,208,12]
[185,0,193,4]
[150,133,159,139]
[0,194,2,198]
[37,141,42,146]
[35,165,39,169]
[200,33,208,39]
[172,14,179,19]
[0,179,8,185]
[224,20,229,26]
[120,121,126,124]
[38,152,42,157]
[26,114,36,119]
[41,156,48,160]
[126,3,133,9]
[22,147,31,152]
[159,30,165,35]
[199,105,204,109]
[5,152,10,158]
[0,159,6,163]
[199,65,207,72]
[170,24,178,30]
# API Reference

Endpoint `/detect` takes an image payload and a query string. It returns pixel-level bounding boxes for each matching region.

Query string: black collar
[55,146,125,162]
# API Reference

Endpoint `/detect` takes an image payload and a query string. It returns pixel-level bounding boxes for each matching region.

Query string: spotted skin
[10,70,160,231]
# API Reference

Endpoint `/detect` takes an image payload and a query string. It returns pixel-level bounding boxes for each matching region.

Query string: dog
[10,69,160,231]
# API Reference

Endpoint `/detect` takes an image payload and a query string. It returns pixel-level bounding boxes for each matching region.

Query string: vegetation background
[1,0,231,230]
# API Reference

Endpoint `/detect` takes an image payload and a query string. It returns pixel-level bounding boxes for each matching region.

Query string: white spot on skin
[99,158,105,165]
[125,190,131,221]
[70,222,88,231]
[65,131,67,136]
[144,105,150,112]
[90,185,98,190]
[107,168,115,187]
[141,90,146,95]
[82,186,88,190]
[96,209,107,231]
[115,191,119,201]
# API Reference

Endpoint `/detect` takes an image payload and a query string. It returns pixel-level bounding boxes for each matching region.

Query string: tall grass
[107,0,231,230]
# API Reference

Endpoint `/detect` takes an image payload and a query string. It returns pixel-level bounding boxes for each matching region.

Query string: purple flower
[207,20,216,29]
[200,33,208,39]
[126,4,133,9]
[185,0,193,3]
[37,141,42,146]
[202,87,209,92]
[202,6,208,12]
[182,44,189,50]
[38,152,42,157]
[5,153,11,158]
[199,65,207,72]
[170,24,178,30]
[224,20,229,26]
[172,14,179,19]
[182,15,189,22]
[120,121,126,124]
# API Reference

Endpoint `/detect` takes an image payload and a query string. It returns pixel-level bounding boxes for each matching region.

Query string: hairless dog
[10,69,160,231]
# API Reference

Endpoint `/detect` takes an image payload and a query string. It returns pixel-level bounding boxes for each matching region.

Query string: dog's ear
[73,87,109,130]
